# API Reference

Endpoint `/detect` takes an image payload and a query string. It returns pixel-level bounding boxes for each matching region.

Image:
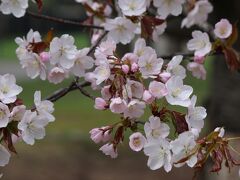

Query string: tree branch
[26,11,104,30]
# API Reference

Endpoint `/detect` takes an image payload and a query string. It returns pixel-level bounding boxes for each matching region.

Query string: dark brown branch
[26,11,104,30]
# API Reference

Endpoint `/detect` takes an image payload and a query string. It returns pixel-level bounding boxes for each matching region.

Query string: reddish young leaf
[223,47,240,72]
[226,22,238,47]
[172,111,189,134]
[141,16,165,39]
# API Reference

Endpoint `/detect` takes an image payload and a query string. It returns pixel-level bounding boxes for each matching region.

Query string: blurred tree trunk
[203,1,240,179]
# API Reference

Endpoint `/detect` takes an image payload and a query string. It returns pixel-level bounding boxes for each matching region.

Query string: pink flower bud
[90,126,111,144]
[122,64,130,74]
[101,85,111,100]
[131,62,139,72]
[143,90,155,104]
[94,97,107,110]
[48,67,66,84]
[39,52,50,63]
[159,72,171,83]
[109,97,127,114]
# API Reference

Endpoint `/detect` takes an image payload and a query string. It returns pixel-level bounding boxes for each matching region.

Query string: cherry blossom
[49,34,77,69]
[48,67,68,84]
[153,0,185,19]
[94,97,107,110]
[149,81,168,99]
[144,138,172,172]
[0,74,23,104]
[0,102,10,128]
[99,143,118,158]
[18,110,49,145]
[104,17,137,44]
[109,97,127,114]
[118,0,147,16]
[166,55,186,79]
[187,30,212,57]
[0,0,28,18]
[124,100,146,118]
[0,145,10,167]
[90,127,111,144]
[214,19,233,39]
[129,132,146,152]
[144,116,170,139]
[165,76,193,107]
[187,62,206,80]
[182,0,213,28]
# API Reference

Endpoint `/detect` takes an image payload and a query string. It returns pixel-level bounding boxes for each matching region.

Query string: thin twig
[26,11,104,30]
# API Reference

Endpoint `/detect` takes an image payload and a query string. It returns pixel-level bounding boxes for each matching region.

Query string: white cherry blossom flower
[187,62,206,80]
[49,34,77,69]
[144,138,172,172]
[71,48,94,77]
[124,100,146,118]
[138,49,163,78]
[15,29,41,60]
[165,76,193,107]
[0,74,23,104]
[93,64,111,85]
[0,0,28,18]
[149,81,168,99]
[214,19,233,39]
[153,0,185,19]
[187,30,212,57]
[133,38,153,58]
[186,95,207,133]
[90,127,111,144]
[0,145,10,167]
[0,102,10,128]
[170,131,197,167]
[123,80,144,99]
[34,91,55,122]
[18,110,49,145]
[10,105,26,122]
[144,116,170,139]
[104,17,137,44]
[94,38,116,58]
[110,97,127,114]
[99,143,118,158]
[118,0,147,16]
[48,67,68,84]
[182,0,213,28]
[19,53,47,80]
[129,132,146,152]
[166,55,186,79]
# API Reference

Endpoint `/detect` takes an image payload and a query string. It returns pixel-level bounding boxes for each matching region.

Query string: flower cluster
[15,29,94,84]
[0,74,55,167]
[1,0,240,178]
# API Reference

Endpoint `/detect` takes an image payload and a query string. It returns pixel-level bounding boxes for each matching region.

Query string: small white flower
[138,49,163,78]
[144,138,172,172]
[118,0,147,16]
[0,0,28,18]
[214,19,233,39]
[165,76,193,107]
[104,17,137,44]
[99,143,118,158]
[166,55,186,79]
[149,81,168,99]
[50,34,77,69]
[19,53,47,80]
[10,105,26,122]
[71,48,94,77]
[214,127,225,138]
[144,116,170,139]
[94,38,116,58]
[181,0,213,28]
[0,74,23,104]
[124,100,146,118]
[34,91,55,122]
[94,64,111,85]
[0,145,10,167]
[187,30,212,57]
[187,62,206,80]
[110,97,127,114]
[0,102,10,128]
[18,110,49,145]
[185,95,207,133]
[153,0,185,19]
[129,132,146,152]
[170,131,197,168]
[133,38,153,58]
[48,67,68,84]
